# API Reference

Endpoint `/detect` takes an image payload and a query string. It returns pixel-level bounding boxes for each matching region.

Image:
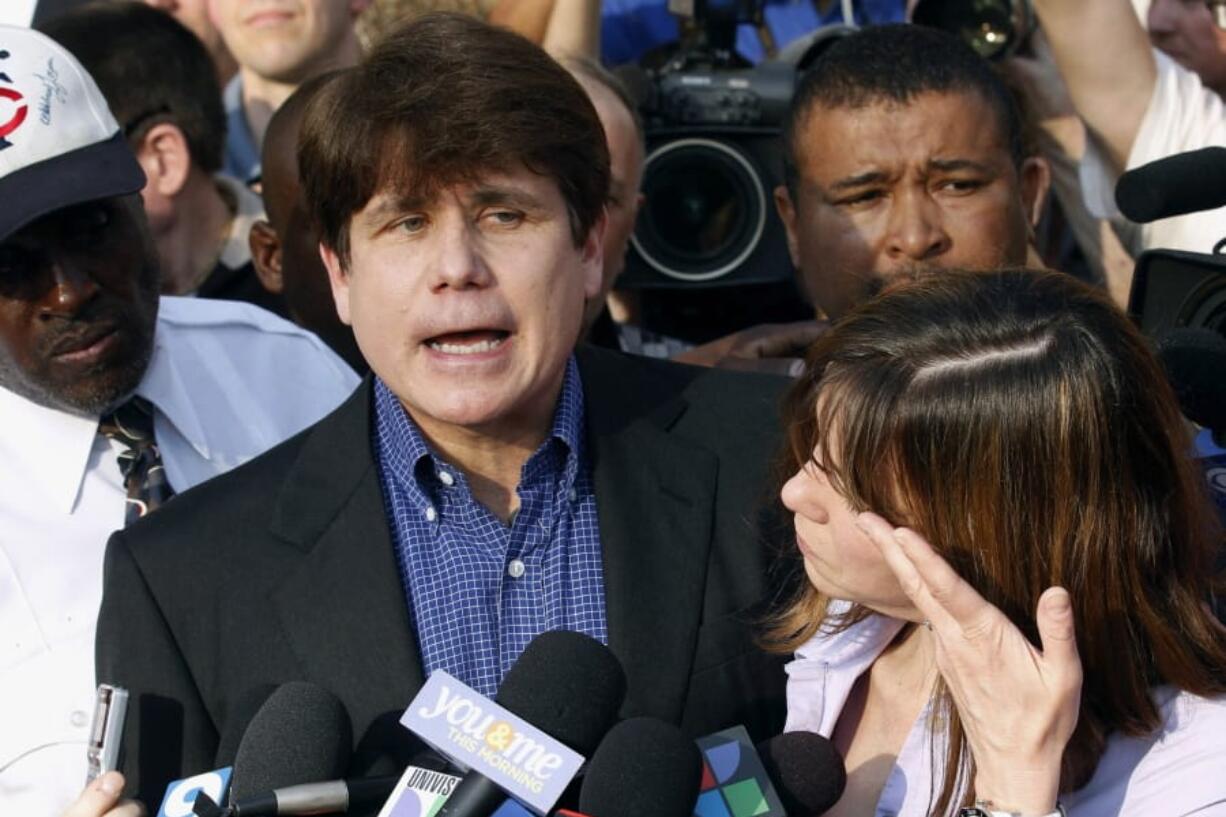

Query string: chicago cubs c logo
[0,49,26,150]
[0,86,28,144]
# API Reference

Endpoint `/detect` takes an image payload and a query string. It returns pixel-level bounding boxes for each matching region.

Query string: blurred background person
[141,0,237,83]
[212,0,369,183]
[250,70,364,369]
[1032,0,1226,255]
[41,2,283,314]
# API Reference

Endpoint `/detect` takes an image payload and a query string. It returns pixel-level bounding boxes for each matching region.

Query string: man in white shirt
[0,27,359,816]
[1033,0,1226,255]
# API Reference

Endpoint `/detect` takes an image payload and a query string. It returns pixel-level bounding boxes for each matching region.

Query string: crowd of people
[1,2,1225,817]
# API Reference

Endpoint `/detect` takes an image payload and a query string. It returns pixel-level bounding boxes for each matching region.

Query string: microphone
[172,681,350,817]
[756,732,847,816]
[1115,147,1226,224]
[405,630,627,817]
[227,682,353,803]
[574,717,702,817]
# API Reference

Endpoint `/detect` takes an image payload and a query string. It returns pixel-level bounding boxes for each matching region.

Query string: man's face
[583,84,644,330]
[322,167,603,436]
[210,0,363,84]
[0,196,159,415]
[258,146,361,363]
[776,90,1047,322]
[1148,0,1226,92]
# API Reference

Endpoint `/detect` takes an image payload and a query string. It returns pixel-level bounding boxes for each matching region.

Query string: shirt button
[424,506,437,522]
[438,470,455,486]
[568,488,577,502]
[507,559,526,578]
[70,710,89,728]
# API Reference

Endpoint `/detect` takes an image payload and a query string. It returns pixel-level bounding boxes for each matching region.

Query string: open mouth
[425,329,510,356]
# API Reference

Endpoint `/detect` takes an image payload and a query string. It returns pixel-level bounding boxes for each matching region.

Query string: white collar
[0,311,210,514]
[788,601,908,736]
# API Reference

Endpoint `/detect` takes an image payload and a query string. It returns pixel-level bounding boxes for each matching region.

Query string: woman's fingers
[1035,586,1082,684]
[857,511,990,634]
[855,512,938,615]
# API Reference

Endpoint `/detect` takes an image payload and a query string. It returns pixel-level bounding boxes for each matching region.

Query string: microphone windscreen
[228,681,353,801]
[1156,327,1226,434]
[578,717,702,817]
[756,731,847,815]
[494,630,627,755]
[214,683,279,767]
[1115,147,1226,224]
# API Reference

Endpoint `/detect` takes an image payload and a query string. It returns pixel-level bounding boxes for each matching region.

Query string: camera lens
[631,138,767,283]
[1180,276,1226,335]
[911,0,1031,61]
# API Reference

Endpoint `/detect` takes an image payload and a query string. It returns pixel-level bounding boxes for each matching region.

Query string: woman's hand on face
[856,512,1082,816]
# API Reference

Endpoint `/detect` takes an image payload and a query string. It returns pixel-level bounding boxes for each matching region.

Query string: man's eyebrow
[359,194,432,228]
[928,158,995,174]
[468,186,545,211]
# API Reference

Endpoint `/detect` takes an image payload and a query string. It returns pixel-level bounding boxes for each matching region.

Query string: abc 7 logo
[159,770,229,817]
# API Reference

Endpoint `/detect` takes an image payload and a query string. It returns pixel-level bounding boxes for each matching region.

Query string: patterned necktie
[97,396,175,525]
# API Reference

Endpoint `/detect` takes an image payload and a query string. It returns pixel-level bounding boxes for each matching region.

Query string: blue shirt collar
[373,356,586,496]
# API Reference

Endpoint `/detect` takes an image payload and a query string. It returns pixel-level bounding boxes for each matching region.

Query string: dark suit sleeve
[96,529,219,809]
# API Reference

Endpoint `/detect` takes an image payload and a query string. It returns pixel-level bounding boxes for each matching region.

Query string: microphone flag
[157,767,232,817]
[377,765,462,817]
[692,727,785,817]
[400,670,584,816]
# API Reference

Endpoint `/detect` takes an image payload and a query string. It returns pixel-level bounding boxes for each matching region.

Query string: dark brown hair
[765,268,1226,814]
[299,12,610,266]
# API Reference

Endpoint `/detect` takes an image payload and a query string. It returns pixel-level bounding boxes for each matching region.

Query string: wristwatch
[958,802,1066,817]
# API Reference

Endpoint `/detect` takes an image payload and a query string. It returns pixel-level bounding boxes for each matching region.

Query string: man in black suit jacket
[96,13,789,809]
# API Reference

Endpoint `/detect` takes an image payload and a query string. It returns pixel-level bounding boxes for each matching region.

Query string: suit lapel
[579,348,719,724]
[267,381,425,723]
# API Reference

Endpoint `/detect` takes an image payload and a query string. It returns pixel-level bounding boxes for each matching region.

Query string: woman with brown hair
[770,268,1226,816]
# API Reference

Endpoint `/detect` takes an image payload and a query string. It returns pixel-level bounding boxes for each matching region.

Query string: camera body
[621,55,796,290]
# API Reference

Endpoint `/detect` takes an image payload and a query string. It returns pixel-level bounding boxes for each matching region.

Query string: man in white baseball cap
[0,26,358,816]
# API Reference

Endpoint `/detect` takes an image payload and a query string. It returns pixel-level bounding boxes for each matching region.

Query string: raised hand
[856,511,1082,816]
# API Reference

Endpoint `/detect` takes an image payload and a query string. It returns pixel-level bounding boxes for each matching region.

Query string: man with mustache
[0,27,357,816]
[679,24,1051,371]
[95,13,789,811]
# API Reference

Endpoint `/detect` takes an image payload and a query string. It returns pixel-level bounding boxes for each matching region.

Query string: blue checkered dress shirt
[372,357,608,698]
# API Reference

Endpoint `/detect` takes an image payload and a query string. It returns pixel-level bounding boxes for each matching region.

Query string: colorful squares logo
[692,727,783,817]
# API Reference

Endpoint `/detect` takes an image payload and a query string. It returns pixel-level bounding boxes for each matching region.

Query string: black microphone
[756,731,847,816]
[572,717,703,817]
[227,681,352,801]
[222,681,360,816]
[437,630,628,817]
[207,684,458,817]
[1115,147,1226,224]
[1156,327,1226,438]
